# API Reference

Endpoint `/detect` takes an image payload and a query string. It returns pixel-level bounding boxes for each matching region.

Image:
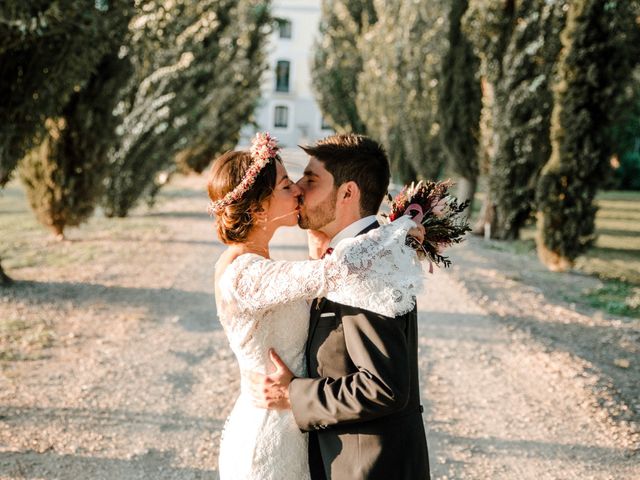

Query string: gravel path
[1,173,637,479]
[419,243,638,479]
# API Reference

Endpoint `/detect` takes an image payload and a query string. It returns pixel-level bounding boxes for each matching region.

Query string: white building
[240,0,333,148]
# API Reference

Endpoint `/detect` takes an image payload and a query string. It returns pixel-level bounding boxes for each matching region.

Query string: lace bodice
[215,216,423,380]
[215,216,423,480]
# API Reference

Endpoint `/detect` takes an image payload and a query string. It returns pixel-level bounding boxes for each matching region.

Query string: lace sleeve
[218,254,336,314]
[218,216,422,315]
[324,216,424,317]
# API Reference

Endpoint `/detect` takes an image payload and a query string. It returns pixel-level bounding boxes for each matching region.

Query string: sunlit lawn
[0,179,171,272]
[470,189,640,318]
[470,189,640,281]
[517,191,640,286]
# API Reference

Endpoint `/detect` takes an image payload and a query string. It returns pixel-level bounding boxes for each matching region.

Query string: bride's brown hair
[207,150,278,244]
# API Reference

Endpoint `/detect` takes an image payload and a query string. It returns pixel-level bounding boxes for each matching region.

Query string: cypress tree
[356,0,403,179]
[0,0,131,186]
[0,0,132,278]
[438,0,482,211]
[19,54,132,238]
[463,1,566,238]
[358,0,446,183]
[536,0,640,270]
[101,0,272,217]
[463,0,517,236]
[490,1,566,239]
[396,0,447,182]
[311,0,376,133]
[173,1,272,174]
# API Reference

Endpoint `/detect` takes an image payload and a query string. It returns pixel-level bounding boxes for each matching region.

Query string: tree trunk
[51,223,65,241]
[472,189,497,238]
[0,260,12,286]
[456,176,477,218]
[535,212,572,271]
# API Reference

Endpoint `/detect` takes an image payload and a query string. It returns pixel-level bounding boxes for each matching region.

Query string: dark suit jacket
[289,222,430,480]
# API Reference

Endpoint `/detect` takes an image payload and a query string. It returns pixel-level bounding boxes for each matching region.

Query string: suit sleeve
[289,306,413,431]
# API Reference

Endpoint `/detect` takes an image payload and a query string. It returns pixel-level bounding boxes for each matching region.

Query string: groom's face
[296,157,337,230]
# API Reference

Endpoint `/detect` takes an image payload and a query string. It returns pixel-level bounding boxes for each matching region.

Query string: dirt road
[419,245,638,479]
[0,171,637,479]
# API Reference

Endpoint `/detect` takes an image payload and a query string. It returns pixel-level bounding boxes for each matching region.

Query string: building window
[274,106,289,128]
[276,60,290,92]
[278,19,292,39]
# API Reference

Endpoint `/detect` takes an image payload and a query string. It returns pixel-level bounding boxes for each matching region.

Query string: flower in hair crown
[250,131,280,165]
[208,132,280,216]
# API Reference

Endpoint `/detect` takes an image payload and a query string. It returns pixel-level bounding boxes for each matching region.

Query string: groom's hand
[407,223,426,245]
[246,349,294,410]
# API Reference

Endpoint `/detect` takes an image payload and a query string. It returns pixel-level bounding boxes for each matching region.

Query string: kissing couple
[210,133,430,479]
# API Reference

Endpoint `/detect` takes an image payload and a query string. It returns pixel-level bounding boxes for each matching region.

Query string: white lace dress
[215,216,422,480]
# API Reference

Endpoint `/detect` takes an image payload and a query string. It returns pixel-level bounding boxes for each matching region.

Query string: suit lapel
[307,220,379,352]
[356,220,380,236]
[307,298,323,352]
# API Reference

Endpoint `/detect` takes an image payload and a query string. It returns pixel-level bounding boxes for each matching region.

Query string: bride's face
[263,161,302,228]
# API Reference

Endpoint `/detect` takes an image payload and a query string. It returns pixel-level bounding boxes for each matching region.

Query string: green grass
[582,280,640,319]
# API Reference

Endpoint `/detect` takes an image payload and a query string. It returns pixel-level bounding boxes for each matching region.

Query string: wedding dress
[215,216,422,480]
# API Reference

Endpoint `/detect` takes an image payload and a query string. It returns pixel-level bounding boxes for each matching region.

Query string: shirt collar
[329,215,378,249]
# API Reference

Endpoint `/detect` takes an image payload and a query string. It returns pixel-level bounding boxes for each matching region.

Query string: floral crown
[208,132,280,216]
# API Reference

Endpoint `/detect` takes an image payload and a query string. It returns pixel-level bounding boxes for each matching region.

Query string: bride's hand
[307,229,330,259]
[407,223,425,245]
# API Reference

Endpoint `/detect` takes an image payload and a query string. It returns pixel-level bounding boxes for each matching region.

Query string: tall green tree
[311,0,376,134]
[463,0,568,239]
[101,0,272,217]
[0,0,131,186]
[463,0,517,235]
[438,0,481,211]
[0,0,132,282]
[358,0,447,183]
[19,54,132,238]
[536,0,640,270]
[490,1,566,239]
[356,0,411,182]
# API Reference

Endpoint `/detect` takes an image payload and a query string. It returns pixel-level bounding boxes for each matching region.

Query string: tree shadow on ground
[0,449,217,479]
[450,241,640,429]
[0,405,222,432]
[0,280,220,333]
[426,429,634,479]
[588,245,640,256]
[418,311,507,345]
[494,312,640,424]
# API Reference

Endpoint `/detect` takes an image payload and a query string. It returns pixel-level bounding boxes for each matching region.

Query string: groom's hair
[301,134,390,216]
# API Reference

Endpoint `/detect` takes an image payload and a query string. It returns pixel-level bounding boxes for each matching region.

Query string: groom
[250,134,430,479]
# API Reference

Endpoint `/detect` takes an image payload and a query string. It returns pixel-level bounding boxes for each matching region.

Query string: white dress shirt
[329,215,378,250]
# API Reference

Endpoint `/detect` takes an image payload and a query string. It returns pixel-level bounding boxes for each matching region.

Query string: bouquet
[383,180,471,270]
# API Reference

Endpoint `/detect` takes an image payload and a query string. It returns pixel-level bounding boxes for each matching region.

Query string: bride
[209,133,422,479]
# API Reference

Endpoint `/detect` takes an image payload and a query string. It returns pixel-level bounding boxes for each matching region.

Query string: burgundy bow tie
[321,247,334,259]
